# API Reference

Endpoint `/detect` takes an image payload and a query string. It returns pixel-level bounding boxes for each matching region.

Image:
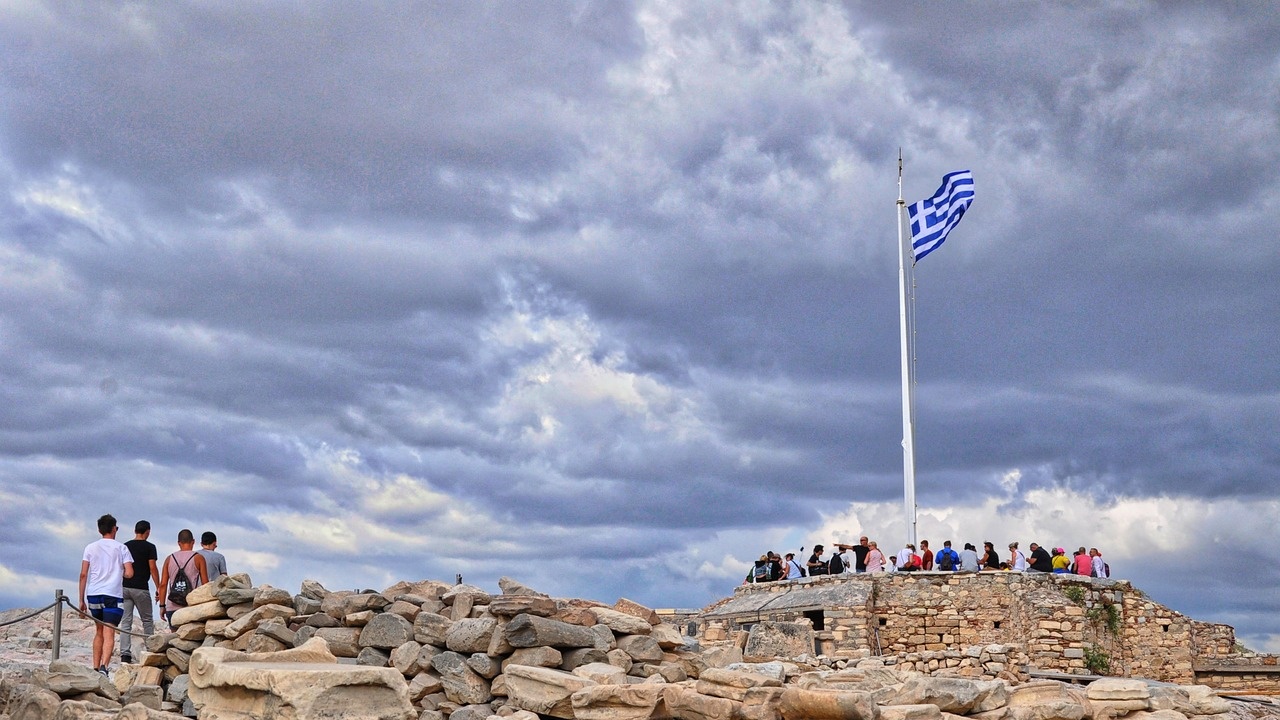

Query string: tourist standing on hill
[920,540,934,571]
[853,536,871,573]
[79,514,134,676]
[1051,547,1071,573]
[1028,542,1053,573]
[980,542,1000,570]
[1089,548,1109,578]
[865,541,886,572]
[959,543,981,572]
[935,540,960,571]
[118,520,159,664]
[783,552,805,579]
[1008,542,1028,571]
[159,529,209,629]
[198,531,227,582]
[1071,547,1092,576]
[807,545,828,576]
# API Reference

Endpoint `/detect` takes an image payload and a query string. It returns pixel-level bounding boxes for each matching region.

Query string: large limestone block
[573,662,630,685]
[361,613,416,649]
[187,641,413,720]
[740,687,785,720]
[503,664,599,719]
[317,627,364,658]
[744,623,813,663]
[562,648,610,670]
[614,599,662,626]
[222,603,297,639]
[1008,702,1085,720]
[120,684,163,710]
[184,573,248,608]
[52,698,117,719]
[725,662,786,683]
[591,608,655,635]
[169,600,228,627]
[505,614,599,649]
[972,681,1010,713]
[117,702,194,719]
[880,706,943,720]
[498,576,549,596]
[778,687,880,720]
[33,664,104,696]
[888,677,985,714]
[1088,680,1150,702]
[215,588,258,607]
[572,683,671,720]
[445,618,498,654]
[617,635,664,663]
[10,685,61,720]
[701,646,744,669]
[253,585,294,608]
[488,596,559,618]
[505,646,564,670]
[664,685,740,720]
[430,651,493,705]
[697,668,783,701]
[651,624,685,650]
[324,591,391,618]
[1123,712,1188,720]
[1182,686,1230,716]
[414,612,455,646]
[391,641,423,675]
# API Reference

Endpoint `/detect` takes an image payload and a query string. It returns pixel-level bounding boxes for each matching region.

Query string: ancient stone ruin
[1,571,1277,720]
[696,571,1280,690]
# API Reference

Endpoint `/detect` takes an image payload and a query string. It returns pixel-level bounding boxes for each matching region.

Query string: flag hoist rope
[897,150,919,548]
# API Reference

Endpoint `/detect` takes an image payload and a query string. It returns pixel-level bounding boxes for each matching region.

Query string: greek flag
[907,170,974,261]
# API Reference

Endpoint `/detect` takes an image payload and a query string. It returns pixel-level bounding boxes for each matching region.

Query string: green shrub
[1064,586,1086,605]
[1083,645,1111,675]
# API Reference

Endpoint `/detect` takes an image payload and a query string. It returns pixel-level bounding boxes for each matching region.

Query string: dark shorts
[86,595,124,626]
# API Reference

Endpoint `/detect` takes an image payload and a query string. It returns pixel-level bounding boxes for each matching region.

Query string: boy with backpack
[158,529,209,629]
[934,541,961,571]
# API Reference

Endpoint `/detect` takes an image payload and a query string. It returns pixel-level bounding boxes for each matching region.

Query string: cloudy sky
[2,2,1278,652]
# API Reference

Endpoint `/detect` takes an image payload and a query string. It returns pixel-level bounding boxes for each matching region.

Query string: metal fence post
[52,589,64,661]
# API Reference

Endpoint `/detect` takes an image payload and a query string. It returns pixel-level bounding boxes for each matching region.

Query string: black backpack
[168,555,195,606]
[938,549,956,571]
[828,553,845,574]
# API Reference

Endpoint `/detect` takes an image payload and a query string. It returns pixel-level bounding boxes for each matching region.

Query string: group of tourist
[745,536,1111,584]
[78,514,229,676]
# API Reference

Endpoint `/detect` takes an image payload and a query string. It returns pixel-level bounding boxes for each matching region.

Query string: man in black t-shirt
[851,536,871,572]
[118,520,160,664]
[807,545,828,576]
[1028,542,1053,573]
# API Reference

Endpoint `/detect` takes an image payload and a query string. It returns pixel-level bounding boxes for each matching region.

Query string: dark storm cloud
[0,1,640,220]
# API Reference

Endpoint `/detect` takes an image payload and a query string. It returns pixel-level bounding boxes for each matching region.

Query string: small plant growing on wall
[1083,644,1111,675]
[1064,586,1086,605]
[1087,602,1121,636]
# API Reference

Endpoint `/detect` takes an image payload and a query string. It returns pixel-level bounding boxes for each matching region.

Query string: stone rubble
[2,577,1279,720]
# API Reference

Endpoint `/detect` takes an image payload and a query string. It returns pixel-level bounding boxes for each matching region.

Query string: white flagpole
[896,150,918,548]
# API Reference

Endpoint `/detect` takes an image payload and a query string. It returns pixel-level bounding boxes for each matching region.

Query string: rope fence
[1,589,156,662]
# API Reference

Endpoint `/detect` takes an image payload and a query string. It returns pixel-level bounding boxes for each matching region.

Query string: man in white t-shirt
[79,514,134,676]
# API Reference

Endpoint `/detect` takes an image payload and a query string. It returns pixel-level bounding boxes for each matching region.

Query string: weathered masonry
[696,571,1280,692]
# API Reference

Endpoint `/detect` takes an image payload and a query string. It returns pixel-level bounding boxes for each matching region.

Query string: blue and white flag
[907,170,974,261]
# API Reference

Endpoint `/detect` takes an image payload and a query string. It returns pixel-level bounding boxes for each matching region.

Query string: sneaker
[97,666,108,677]
[120,653,133,664]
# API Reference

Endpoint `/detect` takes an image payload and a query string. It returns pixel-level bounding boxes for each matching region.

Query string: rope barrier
[0,600,62,628]
[58,597,154,638]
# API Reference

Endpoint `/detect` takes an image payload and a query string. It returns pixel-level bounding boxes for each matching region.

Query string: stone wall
[697,571,1276,690]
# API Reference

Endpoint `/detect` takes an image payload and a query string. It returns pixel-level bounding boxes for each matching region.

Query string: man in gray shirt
[958,542,982,572]
[198,531,228,582]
